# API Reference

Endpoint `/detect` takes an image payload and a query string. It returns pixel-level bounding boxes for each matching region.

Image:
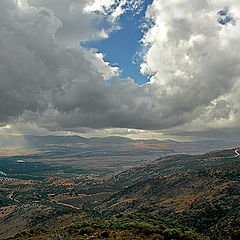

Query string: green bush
[231,230,240,240]
[151,233,164,240]
[100,231,110,238]
[80,226,95,235]
[163,228,183,240]
[67,227,80,234]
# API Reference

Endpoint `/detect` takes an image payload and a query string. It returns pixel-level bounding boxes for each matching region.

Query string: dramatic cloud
[139,0,240,136]
[1,0,240,139]
[27,0,109,45]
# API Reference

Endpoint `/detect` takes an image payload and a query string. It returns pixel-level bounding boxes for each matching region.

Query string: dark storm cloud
[1,0,240,140]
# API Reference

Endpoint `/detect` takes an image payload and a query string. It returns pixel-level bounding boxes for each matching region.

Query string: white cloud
[83,51,120,80]
[137,0,240,136]
[84,0,144,21]
[83,0,116,14]
[27,0,113,45]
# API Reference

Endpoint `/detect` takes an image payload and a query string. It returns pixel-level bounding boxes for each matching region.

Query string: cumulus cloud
[0,0,240,139]
[138,0,240,136]
[84,0,145,20]
[27,0,109,45]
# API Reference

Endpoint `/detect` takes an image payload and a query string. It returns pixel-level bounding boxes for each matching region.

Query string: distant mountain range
[0,134,239,156]
[1,135,239,175]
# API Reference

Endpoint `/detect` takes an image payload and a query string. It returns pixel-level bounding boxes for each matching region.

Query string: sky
[81,0,153,85]
[0,0,240,141]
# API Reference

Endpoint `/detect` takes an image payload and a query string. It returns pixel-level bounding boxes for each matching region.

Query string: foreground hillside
[7,214,208,240]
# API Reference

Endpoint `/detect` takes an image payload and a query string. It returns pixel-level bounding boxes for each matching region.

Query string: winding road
[51,200,81,210]
[234,148,240,157]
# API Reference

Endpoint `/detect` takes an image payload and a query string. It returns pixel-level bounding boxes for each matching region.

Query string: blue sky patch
[217,8,235,25]
[81,0,153,85]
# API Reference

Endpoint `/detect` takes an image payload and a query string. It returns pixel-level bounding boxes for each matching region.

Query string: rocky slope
[97,149,240,239]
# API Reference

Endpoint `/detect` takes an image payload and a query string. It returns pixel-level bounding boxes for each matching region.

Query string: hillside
[7,213,208,240]
[97,150,240,239]
[0,148,239,239]
[107,149,239,187]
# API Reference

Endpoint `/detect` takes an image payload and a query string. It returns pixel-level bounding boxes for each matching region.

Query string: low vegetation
[7,214,209,240]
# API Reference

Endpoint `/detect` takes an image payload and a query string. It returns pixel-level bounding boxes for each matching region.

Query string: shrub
[163,228,183,240]
[231,230,240,240]
[151,233,164,240]
[79,226,94,235]
[100,231,110,238]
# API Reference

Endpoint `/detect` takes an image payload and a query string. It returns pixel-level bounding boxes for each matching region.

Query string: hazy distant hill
[0,135,238,155]
[0,135,238,176]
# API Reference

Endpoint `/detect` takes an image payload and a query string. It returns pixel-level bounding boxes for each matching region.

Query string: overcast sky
[0,0,240,141]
